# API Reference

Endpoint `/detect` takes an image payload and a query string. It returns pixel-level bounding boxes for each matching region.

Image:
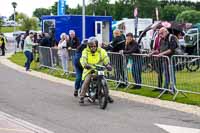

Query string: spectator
[107,29,125,52]
[16,34,21,48]
[73,39,88,97]
[120,33,142,89]
[58,33,70,74]
[21,30,30,51]
[40,33,51,47]
[20,34,25,50]
[109,29,126,87]
[149,31,163,90]
[157,27,178,91]
[23,32,38,71]
[0,33,7,56]
[69,30,80,49]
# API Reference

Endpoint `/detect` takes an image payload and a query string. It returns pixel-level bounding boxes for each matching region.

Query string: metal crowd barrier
[68,49,76,74]
[38,46,53,69]
[171,55,200,100]
[39,46,76,74]
[38,46,200,99]
[51,47,61,67]
[124,54,173,98]
[107,52,127,85]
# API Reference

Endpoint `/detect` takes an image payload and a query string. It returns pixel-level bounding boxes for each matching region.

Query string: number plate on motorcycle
[98,71,104,75]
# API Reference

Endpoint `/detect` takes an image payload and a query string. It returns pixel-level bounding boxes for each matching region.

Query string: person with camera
[23,32,38,71]
[79,37,113,104]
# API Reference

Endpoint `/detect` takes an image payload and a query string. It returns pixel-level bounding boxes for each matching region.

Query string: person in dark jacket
[121,33,142,89]
[108,29,126,87]
[40,33,51,47]
[106,29,125,52]
[73,39,88,97]
[69,30,80,49]
[0,33,6,56]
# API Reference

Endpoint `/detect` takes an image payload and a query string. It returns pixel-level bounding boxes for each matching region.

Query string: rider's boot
[79,96,84,104]
[74,90,78,97]
[108,95,114,103]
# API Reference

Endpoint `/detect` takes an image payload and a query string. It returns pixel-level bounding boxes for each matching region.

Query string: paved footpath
[0,52,200,133]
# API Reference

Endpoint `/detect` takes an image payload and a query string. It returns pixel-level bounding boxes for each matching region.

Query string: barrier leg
[173,91,179,100]
[157,89,167,99]
[180,91,187,98]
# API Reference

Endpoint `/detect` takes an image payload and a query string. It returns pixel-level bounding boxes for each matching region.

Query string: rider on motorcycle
[79,37,113,104]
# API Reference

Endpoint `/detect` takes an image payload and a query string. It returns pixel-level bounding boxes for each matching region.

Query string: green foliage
[0,27,20,33]
[176,10,200,24]
[33,8,51,20]
[16,13,28,23]
[48,0,198,22]
[0,18,3,32]
[136,0,159,19]
[113,0,133,20]
[19,16,38,31]
[68,4,82,15]
[160,4,193,21]
[51,2,58,15]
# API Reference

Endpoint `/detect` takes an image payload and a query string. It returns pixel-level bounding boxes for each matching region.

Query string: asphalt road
[0,61,200,133]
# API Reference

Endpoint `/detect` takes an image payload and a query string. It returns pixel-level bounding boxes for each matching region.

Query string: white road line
[155,123,200,133]
[0,111,54,133]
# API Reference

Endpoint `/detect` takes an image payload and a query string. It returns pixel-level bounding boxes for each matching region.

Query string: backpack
[168,34,184,55]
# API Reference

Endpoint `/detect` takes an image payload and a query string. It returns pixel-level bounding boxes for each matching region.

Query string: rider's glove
[106,64,112,71]
[85,64,92,69]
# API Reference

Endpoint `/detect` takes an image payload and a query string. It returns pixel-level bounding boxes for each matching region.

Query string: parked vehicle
[184,28,200,55]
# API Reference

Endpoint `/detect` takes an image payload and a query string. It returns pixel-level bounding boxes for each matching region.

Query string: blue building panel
[41,15,112,43]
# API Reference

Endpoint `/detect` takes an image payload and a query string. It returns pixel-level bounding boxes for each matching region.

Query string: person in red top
[149,30,163,90]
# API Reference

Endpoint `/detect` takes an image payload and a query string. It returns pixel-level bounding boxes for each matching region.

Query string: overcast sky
[0,0,199,18]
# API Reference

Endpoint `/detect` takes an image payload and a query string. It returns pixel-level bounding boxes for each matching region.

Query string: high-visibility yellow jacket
[80,46,110,80]
[0,36,7,46]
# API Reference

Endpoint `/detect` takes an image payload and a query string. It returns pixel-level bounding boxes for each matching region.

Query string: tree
[8,12,39,31]
[0,18,3,32]
[160,4,192,21]
[33,8,51,20]
[113,0,133,20]
[16,12,28,22]
[68,4,82,15]
[51,2,70,15]
[176,10,200,24]
[51,2,58,15]
[136,0,159,19]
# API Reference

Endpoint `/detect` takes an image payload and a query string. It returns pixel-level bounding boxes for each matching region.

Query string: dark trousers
[24,51,33,71]
[1,44,5,55]
[73,55,83,90]
[132,59,142,85]
[153,58,163,88]
[115,55,126,82]
[155,58,175,89]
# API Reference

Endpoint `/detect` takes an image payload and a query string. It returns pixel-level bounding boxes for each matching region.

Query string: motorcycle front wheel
[98,79,108,109]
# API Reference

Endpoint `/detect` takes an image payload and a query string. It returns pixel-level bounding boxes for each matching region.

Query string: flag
[134,8,138,17]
